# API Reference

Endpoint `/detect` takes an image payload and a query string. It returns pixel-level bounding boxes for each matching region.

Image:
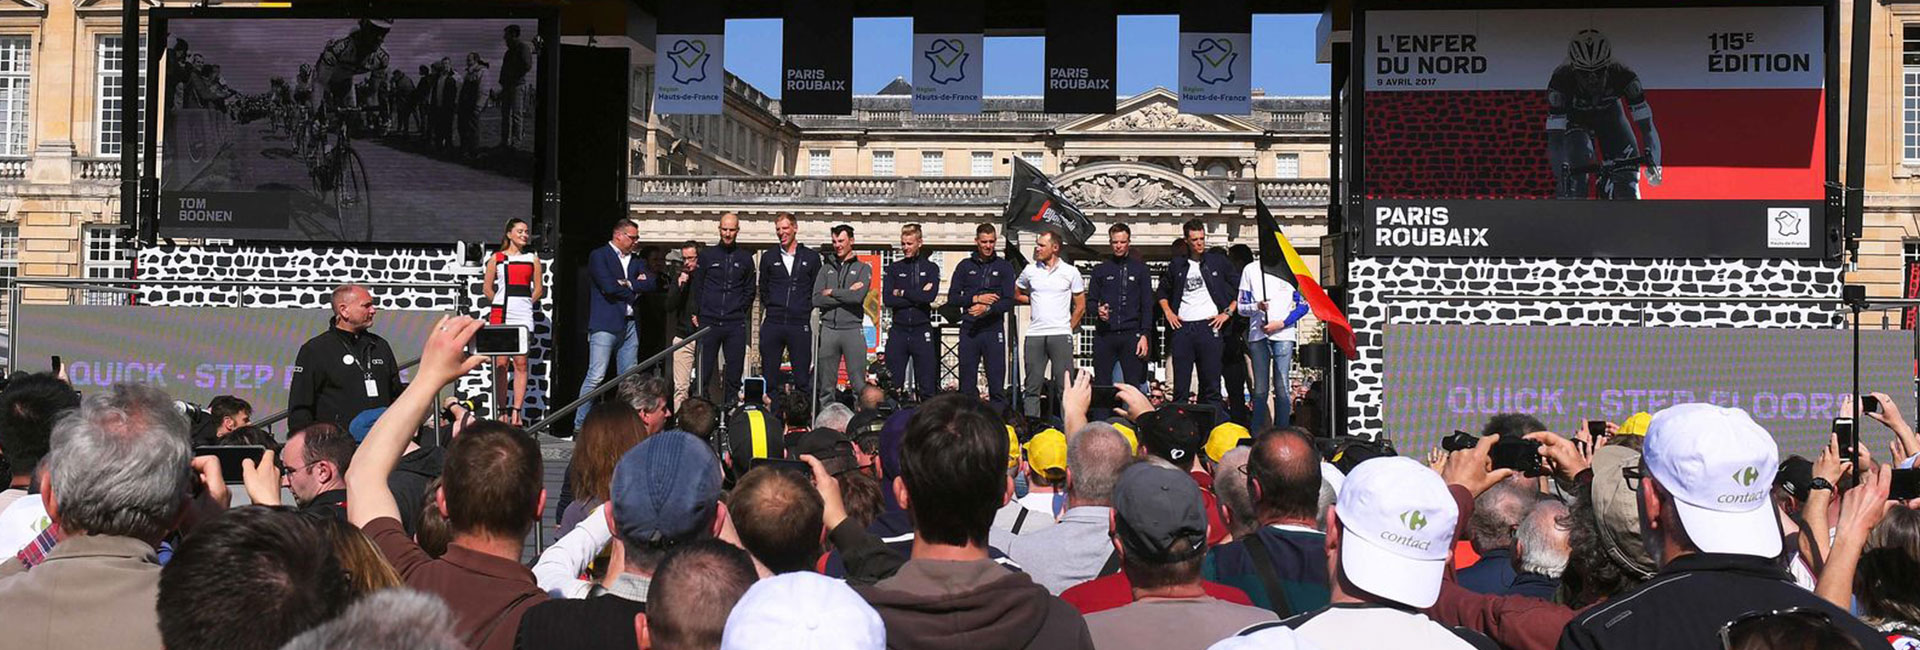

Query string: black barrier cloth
[783,0,853,115]
[1044,0,1116,114]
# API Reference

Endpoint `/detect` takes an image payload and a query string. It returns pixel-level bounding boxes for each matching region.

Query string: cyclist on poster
[1547,29,1664,200]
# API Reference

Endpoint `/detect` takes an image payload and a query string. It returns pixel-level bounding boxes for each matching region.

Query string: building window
[84,226,133,306]
[0,37,29,157]
[921,151,944,176]
[1205,161,1231,177]
[873,150,894,176]
[1019,151,1043,166]
[971,151,993,176]
[808,150,831,176]
[1275,153,1301,179]
[1907,25,1920,162]
[97,35,147,157]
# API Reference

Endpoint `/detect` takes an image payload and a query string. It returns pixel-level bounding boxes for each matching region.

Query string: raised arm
[346,316,486,528]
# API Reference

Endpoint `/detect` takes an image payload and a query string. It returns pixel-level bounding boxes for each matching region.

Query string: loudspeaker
[1298,342,1332,370]
[549,45,632,435]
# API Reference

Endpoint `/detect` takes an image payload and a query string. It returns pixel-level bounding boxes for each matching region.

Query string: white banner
[913,32,983,114]
[1366,7,1823,92]
[1179,31,1252,115]
[655,33,724,114]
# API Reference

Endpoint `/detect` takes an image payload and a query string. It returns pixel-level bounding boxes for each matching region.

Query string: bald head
[1066,423,1134,506]
[1248,429,1321,523]
[718,213,740,247]
[1471,479,1539,553]
[646,539,757,650]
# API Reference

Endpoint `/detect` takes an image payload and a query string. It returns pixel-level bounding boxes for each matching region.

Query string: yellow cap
[1025,428,1068,477]
[1617,412,1652,436]
[1110,421,1139,455]
[1006,425,1023,469]
[1205,422,1252,463]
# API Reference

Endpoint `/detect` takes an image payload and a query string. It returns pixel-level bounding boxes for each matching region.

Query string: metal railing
[525,326,711,437]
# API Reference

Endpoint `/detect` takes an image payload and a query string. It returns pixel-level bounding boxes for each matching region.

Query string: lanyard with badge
[340,333,379,398]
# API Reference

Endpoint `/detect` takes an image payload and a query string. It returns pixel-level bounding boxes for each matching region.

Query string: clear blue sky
[721,14,1330,99]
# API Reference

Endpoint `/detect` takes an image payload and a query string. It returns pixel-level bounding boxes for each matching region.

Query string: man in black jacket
[690,213,756,406]
[665,241,701,406]
[288,284,403,431]
[1557,404,1887,650]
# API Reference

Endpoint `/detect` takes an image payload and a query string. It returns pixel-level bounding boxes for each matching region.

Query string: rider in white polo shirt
[1015,230,1085,420]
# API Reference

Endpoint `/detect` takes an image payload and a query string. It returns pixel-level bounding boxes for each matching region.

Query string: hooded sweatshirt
[854,558,1094,650]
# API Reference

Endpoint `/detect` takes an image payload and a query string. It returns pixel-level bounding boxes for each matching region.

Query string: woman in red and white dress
[484,218,542,425]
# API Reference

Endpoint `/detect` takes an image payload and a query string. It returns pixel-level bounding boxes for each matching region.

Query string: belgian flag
[1256,197,1355,358]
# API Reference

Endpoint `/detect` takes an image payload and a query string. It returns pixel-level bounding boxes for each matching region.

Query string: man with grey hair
[1007,422,1135,594]
[289,283,403,431]
[813,402,855,433]
[280,589,465,650]
[0,382,228,650]
[617,374,672,436]
[1503,500,1570,600]
[1456,479,1539,596]
[1211,446,1258,541]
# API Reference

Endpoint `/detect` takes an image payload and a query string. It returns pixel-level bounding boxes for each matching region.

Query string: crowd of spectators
[0,314,1917,650]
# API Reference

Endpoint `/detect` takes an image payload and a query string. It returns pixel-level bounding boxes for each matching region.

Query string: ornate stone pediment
[1060,87,1263,134]
[1053,161,1223,210]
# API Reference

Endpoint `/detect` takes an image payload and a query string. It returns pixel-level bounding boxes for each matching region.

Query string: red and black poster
[1358,2,1829,259]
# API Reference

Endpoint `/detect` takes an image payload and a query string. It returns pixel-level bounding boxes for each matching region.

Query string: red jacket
[1060,572,1254,615]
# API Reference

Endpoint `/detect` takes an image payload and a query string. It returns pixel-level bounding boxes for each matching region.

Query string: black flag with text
[1001,156,1095,249]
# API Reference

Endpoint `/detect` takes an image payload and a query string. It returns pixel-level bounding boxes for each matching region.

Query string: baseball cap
[1774,456,1814,502]
[1140,409,1202,466]
[1005,425,1023,470]
[1617,412,1653,436]
[348,407,387,442]
[1642,403,1781,558]
[1108,419,1140,455]
[1025,428,1068,479]
[721,572,884,650]
[1205,422,1251,464]
[1334,456,1457,608]
[1111,463,1209,563]
[610,431,723,546]
[790,427,855,462]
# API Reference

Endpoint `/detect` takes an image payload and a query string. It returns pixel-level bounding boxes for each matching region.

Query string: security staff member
[288,284,404,431]
[1158,219,1237,407]
[948,223,1016,405]
[690,212,757,405]
[884,224,941,401]
[1087,223,1155,388]
[758,212,821,397]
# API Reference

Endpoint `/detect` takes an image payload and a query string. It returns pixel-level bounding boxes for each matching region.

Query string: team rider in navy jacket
[1087,223,1156,389]
[884,224,941,401]
[690,212,756,405]
[758,212,822,398]
[1158,219,1238,407]
[948,223,1017,405]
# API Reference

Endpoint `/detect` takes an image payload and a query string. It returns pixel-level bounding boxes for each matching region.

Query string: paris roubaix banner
[784,0,854,115]
[1358,2,1828,259]
[1045,0,1117,114]
[1179,0,1252,115]
[913,0,983,114]
[655,4,725,115]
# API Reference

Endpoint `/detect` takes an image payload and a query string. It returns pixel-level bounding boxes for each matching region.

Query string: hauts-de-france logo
[1774,210,1802,238]
[1732,465,1759,487]
[667,38,711,85]
[1191,37,1238,84]
[1399,509,1428,531]
[925,38,969,84]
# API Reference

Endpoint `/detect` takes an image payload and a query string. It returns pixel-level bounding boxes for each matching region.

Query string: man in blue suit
[578,219,655,430]
[690,212,757,406]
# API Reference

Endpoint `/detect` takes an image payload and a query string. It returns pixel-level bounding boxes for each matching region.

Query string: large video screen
[15,305,444,415]
[1382,324,1916,458]
[1359,2,1828,258]
[154,12,547,243]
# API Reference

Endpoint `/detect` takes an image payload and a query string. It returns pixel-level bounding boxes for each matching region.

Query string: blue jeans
[1249,339,1295,431]
[576,321,638,429]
